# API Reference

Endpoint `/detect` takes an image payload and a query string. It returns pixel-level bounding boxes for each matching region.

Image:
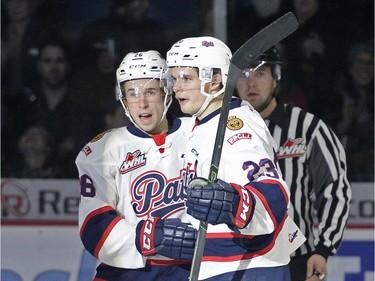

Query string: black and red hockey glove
[135,217,197,260]
[186,178,255,229]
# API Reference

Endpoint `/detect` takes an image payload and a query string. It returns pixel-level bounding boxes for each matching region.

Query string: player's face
[170,67,205,115]
[235,65,277,112]
[123,78,167,134]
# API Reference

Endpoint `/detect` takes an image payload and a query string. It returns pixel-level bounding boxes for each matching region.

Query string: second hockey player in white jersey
[166,36,305,280]
[76,51,196,281]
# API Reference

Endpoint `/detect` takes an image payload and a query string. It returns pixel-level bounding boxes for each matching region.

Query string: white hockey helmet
[116,50,166,86]
[166,36,232,117]
[116,50,172,127]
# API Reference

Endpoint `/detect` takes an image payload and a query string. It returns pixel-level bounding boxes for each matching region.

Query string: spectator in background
[325,0,374,66]
[79,0,168,63]
[2,40,86,178]
[6,126,62,178]
[282,0,341,114]
[55,0,113,49]
[275,42,310,111]
[71,0,170,132]
[1,0,62,97]
[227,0,289,51]
[147,0,205,45]
[70,36,120,137]
[101,99,129,131]
[2,0,39,96]
[334,42,374,182]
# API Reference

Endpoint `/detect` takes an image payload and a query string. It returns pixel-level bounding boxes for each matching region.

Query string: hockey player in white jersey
[76,50,197,281]
[165,36,305,280]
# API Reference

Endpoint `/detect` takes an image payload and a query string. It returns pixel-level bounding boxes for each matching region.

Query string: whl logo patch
[120,150,146,174]
[277,137,306,159]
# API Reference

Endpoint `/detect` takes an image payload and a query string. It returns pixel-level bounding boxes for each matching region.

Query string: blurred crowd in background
[1,0,374,182]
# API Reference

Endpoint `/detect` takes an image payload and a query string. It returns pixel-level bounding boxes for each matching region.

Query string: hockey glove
[186,178,254,229]
[135,217,197,260]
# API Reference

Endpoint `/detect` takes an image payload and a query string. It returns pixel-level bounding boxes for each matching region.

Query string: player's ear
[210,73,223,92]
[273,79,278,89]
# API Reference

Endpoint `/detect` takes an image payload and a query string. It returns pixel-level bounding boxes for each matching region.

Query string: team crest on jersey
[277,137,306,159]
[119,150,146,174]
[227,116,243,130]
[131,168,195,218]
[227,132,252,145]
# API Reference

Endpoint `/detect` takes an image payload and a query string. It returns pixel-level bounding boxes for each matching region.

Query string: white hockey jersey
[76,115,195,281]
[183,98,305,280]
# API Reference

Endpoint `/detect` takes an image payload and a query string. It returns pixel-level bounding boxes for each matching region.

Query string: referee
[235,46,352,281]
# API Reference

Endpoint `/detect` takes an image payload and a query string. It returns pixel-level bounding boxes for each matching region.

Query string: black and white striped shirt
[266,103,352,258]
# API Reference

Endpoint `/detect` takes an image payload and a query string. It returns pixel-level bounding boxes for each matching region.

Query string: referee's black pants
[289,253,313,281]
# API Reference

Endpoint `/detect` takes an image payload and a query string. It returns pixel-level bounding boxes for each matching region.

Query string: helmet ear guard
[273,64,281,81]
[200,67,214,84]
[115,83,121,101]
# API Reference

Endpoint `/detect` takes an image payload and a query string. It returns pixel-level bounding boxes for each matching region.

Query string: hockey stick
[188,11,298,281]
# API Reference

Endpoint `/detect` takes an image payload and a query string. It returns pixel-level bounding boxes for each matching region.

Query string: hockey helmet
[249,46,282,81]
[166,36,232,85]
[116,50,166,87]
[166,36,232,117]
[116,50,172,126]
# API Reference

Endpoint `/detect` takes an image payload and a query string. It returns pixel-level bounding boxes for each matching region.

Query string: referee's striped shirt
[265,103,352,258]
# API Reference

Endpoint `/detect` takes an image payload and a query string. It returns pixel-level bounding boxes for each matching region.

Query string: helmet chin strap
[158,93,172,126]
[193,81,225,118]
[256,91,275,113]
[119,98,137,128]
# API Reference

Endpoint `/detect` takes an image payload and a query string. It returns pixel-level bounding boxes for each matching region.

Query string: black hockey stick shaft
[189,11,298,281]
